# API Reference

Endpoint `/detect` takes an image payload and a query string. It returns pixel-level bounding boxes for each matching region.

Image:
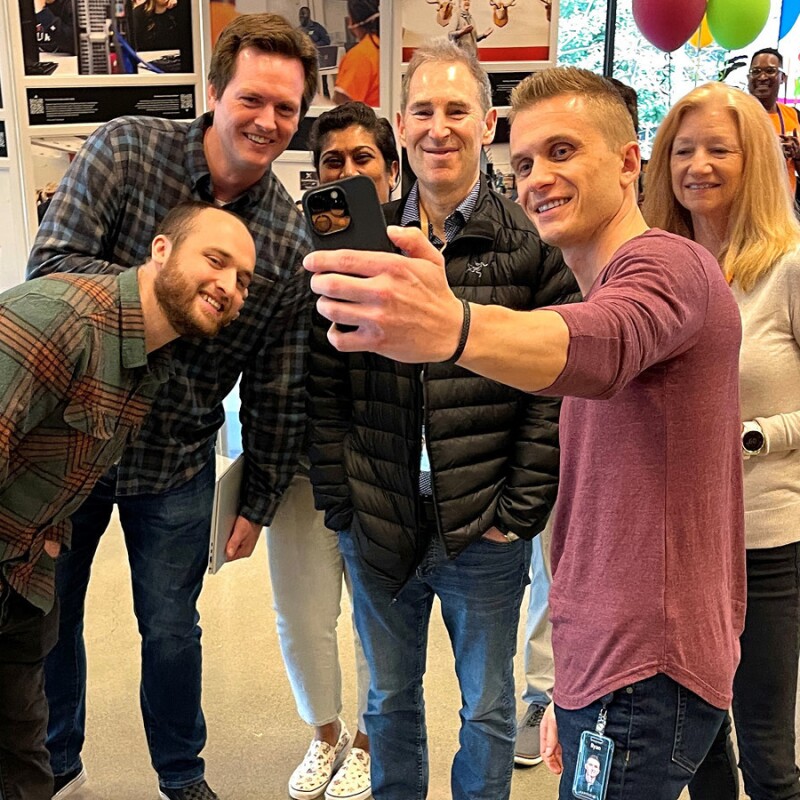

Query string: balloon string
[695,37,700,87]
[667,53,672,105]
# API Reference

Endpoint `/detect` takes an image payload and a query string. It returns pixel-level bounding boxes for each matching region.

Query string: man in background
[298,5,330,46]
[748,47,800,195]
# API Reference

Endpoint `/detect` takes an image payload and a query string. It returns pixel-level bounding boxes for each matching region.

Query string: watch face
[743,430,764,453]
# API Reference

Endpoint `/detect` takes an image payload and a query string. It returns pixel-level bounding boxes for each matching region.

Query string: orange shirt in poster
[210,0,239,46]
[769,102,800,195]
[335,35,380,107]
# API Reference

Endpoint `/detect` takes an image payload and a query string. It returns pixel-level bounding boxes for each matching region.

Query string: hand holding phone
[302,175,394,332]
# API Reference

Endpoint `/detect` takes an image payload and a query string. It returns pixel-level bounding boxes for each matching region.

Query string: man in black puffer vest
[307,39,579,800]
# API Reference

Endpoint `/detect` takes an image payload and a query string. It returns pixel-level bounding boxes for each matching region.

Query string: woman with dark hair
[270,101,398,800]
[645,81,800,800]
[333,0,380,107]
[309,101,399,201]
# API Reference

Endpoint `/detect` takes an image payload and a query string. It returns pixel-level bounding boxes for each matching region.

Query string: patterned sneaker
[514,702,547,766]
[158,779,219,800]
[289,720,352,800]
[52,765,88,798]
[325,747,371,800]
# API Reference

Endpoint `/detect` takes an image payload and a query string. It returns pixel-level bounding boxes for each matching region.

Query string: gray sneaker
[514,702,547,766]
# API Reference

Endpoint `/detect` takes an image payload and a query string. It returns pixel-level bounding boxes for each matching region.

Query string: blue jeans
[339,528,531,800]
[555,673,726,800]
[45,461,215,789]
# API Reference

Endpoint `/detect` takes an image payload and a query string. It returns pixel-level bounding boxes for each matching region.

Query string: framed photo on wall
[401,0,556,68]
[18,0,194,77]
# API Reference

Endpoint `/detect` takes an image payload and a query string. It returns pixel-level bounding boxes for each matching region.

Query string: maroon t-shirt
[542,230,745,710]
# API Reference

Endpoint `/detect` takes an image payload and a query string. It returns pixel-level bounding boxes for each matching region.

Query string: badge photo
[572,729,614,800]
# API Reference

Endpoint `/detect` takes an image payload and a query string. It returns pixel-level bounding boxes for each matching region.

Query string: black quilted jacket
[308,178,580,590]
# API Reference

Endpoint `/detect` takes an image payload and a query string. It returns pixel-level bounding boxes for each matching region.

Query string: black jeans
[0,579,59,800]
[689,542,800,800]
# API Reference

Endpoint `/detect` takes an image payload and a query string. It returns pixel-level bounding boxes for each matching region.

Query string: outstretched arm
[304,225,570,392]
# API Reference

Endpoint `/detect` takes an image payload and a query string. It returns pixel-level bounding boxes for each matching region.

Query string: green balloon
[707,0,770,50]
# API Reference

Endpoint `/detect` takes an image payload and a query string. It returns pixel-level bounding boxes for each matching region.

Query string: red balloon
[632,0,708,52]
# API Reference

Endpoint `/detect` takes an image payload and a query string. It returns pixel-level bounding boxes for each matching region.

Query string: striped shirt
[400,179,480,247]
[0,269,171,612]
[28,113,313,525]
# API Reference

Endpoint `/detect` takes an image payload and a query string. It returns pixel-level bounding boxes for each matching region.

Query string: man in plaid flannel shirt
[2,203,255,800]
[26,14,317,800]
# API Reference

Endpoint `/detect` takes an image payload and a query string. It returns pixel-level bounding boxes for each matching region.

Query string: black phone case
[301,174,394,254]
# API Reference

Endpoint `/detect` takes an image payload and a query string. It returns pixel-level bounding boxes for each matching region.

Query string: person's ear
[390,161,400,191]
[151,234,172,266]
[482,108,498,145]
[207,82,218,111]
[619,140,641,191]
[397,110,408,149]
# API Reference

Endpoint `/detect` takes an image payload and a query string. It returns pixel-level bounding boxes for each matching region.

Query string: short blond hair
[644,82,800,291]
[510,67,636,150]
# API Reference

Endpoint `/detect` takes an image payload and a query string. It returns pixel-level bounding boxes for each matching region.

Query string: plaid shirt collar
[117,267,173,381]
[400,178,480,249]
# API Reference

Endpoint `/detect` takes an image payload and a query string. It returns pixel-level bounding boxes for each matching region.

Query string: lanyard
[595,705,608,735]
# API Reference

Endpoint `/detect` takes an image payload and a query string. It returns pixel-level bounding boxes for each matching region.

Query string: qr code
[29,96,45,115]
[180,93,193,111]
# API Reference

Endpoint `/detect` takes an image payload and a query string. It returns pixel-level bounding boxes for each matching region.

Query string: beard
[153,252,231,338]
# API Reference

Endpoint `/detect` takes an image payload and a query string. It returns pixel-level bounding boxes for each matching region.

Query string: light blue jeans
[266,473,369,732]
[522,517,554,706]
[339,527,531,800]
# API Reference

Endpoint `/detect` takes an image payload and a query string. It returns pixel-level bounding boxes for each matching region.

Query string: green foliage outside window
[555,0,730,155]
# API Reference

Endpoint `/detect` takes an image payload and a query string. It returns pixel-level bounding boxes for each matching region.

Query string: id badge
[572,729,614,800]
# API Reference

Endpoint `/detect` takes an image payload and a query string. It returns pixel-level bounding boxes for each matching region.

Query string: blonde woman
[645,82,800,800]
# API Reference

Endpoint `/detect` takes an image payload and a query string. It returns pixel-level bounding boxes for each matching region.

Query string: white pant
[522,516,555,706]
[266,472,370,732]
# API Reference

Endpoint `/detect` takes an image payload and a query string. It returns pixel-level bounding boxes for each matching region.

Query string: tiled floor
[59,511,799,799]
[58,512,557,800]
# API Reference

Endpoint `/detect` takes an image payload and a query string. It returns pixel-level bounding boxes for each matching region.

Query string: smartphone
[302,175,394,331]
[302,174,394,252]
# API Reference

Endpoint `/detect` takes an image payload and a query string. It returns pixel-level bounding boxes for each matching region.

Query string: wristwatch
[741,421,765,456]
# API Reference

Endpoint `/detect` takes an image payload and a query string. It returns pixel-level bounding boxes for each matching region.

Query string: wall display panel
[401,0,555,65]
[271,149,315,200]
[18,0,195,77]
[210,0,382,111]
[488,70,528,106]
[27,134,85,220]
[26,83,196,124]
[3,0,205,250]
[0,122,7,157]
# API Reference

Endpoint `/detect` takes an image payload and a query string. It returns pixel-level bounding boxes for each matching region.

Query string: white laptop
[208,454,244,574]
